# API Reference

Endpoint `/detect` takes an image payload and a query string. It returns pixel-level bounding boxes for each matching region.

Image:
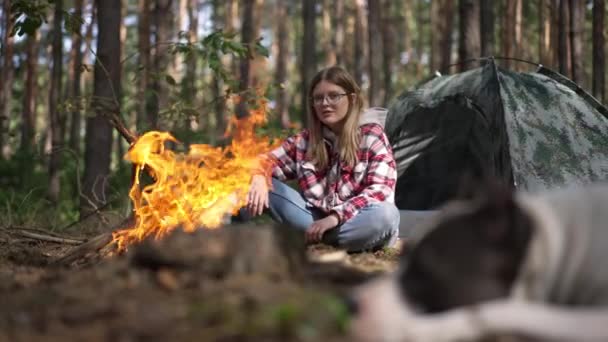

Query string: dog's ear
[470,180,524,245]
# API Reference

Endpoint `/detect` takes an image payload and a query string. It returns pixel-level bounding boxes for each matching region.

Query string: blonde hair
[306,66,364,169]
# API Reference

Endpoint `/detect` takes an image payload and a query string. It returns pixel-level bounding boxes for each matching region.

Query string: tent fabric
[386,60,608,210]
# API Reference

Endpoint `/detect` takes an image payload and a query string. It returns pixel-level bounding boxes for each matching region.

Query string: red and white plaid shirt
[267,121,397,223]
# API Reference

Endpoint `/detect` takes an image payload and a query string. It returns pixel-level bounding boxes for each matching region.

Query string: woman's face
[311,80,352,131]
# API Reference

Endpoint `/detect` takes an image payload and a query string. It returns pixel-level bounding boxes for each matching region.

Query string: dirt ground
[0,224,400,342]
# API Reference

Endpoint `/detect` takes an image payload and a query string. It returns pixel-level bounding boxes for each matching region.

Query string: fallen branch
[8,226,86,240]
[11,230,84,245]
[51,232,113,267]
[52,216,134,267]
[1,227,85,245]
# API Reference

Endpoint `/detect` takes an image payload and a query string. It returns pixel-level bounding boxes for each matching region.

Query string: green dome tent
[386,59,608,211]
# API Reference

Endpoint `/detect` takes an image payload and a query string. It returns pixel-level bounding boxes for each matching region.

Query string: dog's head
[401,182,534,313]
[349,183,535,340]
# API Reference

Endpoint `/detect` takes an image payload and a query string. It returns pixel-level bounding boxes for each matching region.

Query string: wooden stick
[12,230,84,245]
[51,232,113,266]
[8,226,86,240]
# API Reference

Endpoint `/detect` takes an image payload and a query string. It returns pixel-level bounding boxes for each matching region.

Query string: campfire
[111,97,279,252]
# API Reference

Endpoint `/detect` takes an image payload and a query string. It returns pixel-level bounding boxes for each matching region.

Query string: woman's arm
[331,131,397,223]
[265,131,306,181]
[247,131,305,216]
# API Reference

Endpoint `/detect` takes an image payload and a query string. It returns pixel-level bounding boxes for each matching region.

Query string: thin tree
[480,0,494,59]
[382,0,396,104]
[321,0,336,65]
[137,0,152,130]
[569,0,584,84]
[0,0,14,158]
[431,0,455,73]
[539,0,554,67]
[274,0,291,128]
[458,0,480,71]
[210,0,223,138]
[301,0,317,123]
[341,2,355,73]
[21,31,39,153]
[367,0,384,106]
[414,0,427,78]
[81,0,121,217]
[333,0,345,66]
[48,0,65,203]
[592,0,605,102]
[501,0,516,69]
[68,0,85,155]
[558,0,572,77]
[151,0,174,128]
[237,0,257,118]
[353,0,367,87]
[185,0,199,130]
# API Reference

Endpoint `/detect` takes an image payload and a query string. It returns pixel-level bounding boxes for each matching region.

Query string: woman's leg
[268,178,319,230]
[324,202,400,252]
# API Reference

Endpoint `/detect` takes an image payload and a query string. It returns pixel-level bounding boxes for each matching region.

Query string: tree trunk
[353,0,367,87]
[275,0,291,128]
[382,0,395,104]
[569,0,584,84]
[214,0,237,136]
[501,0,516,68]
[430,0,440,72]
[401,0,413,72]
[0,0,14,159]
[81,0,121,217]
[415,0,427,78]
[458,0,480,71]
[439,0,456,73]
[226,0,239,80]
[48,0,65,203]
[186,0,200,131]
[539,0,554,67]
[301,0,317,123]
[237,0,258,118]
[209,0,222,139]
[514,0,522,70]
[151,0,173,128]
[68,0,84,156]
[175,0,188,83]
[137,0,153,130]
[431,0,454,73]
[333,0,345,65]
[479,0,494,58]
[21,32,39,153]
[367,0,383,106]
[558,0,571,77]
[322,0,336,66]
[592,0,605,102]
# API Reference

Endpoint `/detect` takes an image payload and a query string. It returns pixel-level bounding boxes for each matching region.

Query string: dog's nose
[342,294,360,315]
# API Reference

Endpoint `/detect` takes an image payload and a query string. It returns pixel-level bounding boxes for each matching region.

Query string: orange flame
[112,96,279,251]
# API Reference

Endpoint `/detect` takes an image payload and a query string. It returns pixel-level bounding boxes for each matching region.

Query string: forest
[0,0,607,341]
[0,0,606,227]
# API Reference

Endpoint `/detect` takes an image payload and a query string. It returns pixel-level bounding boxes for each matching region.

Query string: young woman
[247,66,400,252]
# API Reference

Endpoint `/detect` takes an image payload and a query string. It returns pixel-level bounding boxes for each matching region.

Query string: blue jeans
[268,178,400,252]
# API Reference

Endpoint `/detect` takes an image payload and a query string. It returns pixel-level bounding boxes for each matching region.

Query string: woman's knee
[333,202,400,251]
[367,202,400,233]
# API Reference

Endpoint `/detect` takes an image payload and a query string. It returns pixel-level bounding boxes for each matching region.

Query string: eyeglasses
[311,93,350,106]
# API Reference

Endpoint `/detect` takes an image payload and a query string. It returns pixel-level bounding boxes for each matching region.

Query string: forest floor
[0,223,400,342]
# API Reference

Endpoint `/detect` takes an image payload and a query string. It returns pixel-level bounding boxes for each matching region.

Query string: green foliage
[10,0,51,36]
[10,0,84,38]
[171,30,269,90]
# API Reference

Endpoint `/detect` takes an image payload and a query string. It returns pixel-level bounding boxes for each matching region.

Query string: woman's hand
[306,214,339,244]
[247,174,269,216]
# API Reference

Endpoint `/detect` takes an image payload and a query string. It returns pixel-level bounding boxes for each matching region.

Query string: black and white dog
[349,183,608,341]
